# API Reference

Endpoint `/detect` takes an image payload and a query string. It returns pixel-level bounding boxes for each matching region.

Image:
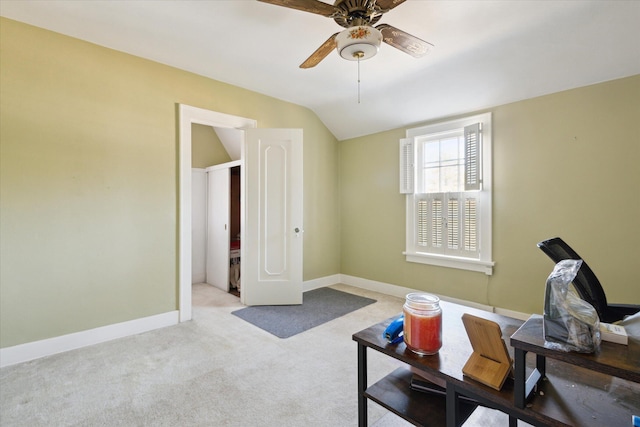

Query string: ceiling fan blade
[377,24,433,58]
[257,0,340,17]
[300,33,339,68]
[374,0,407,12]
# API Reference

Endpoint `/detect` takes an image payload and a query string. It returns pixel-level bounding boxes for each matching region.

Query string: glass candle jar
[403,293,442,356]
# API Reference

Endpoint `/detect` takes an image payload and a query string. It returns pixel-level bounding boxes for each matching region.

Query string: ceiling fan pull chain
[357,53,361,104]
[354,50,365,104]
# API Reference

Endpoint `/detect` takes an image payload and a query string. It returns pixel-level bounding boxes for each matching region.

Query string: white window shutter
[463,196,478,253]
[417,198,428,247]
[399,138,415,194]
[464,123,481,191]
[430,196,443,249]
[447,197,460,250]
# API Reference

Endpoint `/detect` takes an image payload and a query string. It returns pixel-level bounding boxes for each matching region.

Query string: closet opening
[228,165,241,297]
[191,122,244,300]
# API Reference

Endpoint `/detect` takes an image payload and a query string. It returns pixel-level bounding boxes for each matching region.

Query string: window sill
[404,252,494,275]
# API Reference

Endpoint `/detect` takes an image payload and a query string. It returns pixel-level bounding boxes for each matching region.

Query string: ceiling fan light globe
[336,26,382,61]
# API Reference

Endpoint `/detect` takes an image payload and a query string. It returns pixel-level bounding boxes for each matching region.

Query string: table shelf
[510,314,640,382]
[364,367,478,427]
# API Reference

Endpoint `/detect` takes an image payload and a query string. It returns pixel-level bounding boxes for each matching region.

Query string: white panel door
[206,167,230,291]
[243,128,303,306]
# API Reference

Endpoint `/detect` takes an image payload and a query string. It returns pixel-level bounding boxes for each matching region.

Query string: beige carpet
[0,284,529,426]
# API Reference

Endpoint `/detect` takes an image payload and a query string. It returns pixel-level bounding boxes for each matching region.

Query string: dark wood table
[353,301,640,426]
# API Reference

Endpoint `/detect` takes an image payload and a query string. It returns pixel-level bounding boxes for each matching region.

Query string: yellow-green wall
[0,18,340,348]
[191,123,230,168]
[340,75,640,314]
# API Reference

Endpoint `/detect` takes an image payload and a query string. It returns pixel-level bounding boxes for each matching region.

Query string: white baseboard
[340,274,415,299]
[339,274,497,313]
[0,311,179,368]
[494,307,532,321]
[339,274,531,318]
[303,274,342,292]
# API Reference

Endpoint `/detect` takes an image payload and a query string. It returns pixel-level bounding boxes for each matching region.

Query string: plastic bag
[543,259,601,353]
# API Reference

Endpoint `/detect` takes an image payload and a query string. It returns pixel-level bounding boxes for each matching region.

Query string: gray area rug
[232,287,376,338]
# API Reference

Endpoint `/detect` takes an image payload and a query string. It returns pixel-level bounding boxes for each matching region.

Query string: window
[400,113,494,274]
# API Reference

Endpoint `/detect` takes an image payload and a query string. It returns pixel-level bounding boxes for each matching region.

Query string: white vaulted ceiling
[1,0,639,140]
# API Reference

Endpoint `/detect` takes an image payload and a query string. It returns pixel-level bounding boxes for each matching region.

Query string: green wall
[0,18,340,348]
[340,75,640,314]
[191,123,230,168]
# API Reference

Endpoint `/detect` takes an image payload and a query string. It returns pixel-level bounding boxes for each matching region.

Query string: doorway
[178,105,257,322]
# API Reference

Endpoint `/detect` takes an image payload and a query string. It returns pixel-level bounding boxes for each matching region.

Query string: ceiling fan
[258,0,433,68]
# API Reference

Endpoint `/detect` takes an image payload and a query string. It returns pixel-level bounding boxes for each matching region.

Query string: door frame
[178,104,256,322]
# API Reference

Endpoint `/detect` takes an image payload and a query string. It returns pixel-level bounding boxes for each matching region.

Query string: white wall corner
[0,311,179,368]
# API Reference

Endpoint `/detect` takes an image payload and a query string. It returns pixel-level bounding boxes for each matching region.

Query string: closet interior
[192,163,241,297]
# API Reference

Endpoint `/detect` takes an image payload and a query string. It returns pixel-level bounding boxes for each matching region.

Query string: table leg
[514,348,527,409]
[357,343,367,427]
[514,348,545,409]
[536,353,546,377]
[446,385,459,427]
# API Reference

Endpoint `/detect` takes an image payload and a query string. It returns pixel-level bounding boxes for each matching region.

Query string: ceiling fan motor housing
[336,26,382,60]
[332,0,383,28]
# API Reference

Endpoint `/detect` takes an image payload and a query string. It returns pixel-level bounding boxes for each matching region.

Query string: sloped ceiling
[1,0,639,140]
[214,127,242,161]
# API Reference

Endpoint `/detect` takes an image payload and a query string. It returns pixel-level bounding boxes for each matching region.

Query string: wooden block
[462,352,511,390]
[461,313,513,391]
[600,322,628,345]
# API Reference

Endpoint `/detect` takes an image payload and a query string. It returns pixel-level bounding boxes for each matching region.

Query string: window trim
[403,113,494,275]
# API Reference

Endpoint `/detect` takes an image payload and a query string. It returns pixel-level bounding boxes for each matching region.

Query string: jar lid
[406,293,440,310]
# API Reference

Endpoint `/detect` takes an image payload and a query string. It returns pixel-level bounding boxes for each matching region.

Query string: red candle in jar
[403,293,442,355]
